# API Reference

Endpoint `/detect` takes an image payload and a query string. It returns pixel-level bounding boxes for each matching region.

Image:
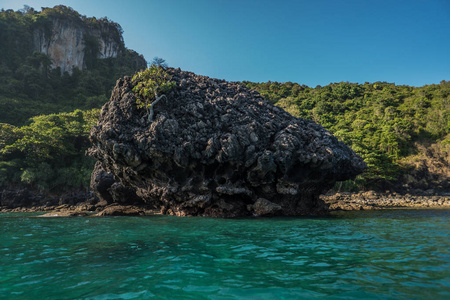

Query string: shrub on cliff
[132,65,176,121]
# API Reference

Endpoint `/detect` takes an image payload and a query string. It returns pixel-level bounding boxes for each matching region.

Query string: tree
[132,65,175,122]
[150,57,168,68]
[0,109,99,191]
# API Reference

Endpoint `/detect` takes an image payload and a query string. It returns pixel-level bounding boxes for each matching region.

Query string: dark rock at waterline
[90,161,143,205]
[88,68,366,217]
[0,187,92,209]
[0,188,32,208]
[38,211,89,217]
[90,161,116,204]
[95,205,144,217]
[251,198,283,216]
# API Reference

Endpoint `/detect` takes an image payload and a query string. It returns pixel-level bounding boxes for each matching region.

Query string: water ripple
[0,210,449,299]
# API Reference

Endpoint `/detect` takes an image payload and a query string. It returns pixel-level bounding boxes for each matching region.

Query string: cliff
[0,5,145,75]
[0,5,147,125]
[32,18,119,73]
[31,7,135,74]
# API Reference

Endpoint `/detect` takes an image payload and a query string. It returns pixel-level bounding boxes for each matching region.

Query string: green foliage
[132,65,176,109]
[0,5,145,195]
[0,109,99,191]
[83,34,100,69]
[244,80,450,190]
[0,5,146,126]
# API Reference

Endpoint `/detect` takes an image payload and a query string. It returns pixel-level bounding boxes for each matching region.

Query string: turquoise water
[0,210,449,299]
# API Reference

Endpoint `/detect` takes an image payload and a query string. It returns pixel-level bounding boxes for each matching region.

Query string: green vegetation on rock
[132,65,176,109]
[132,65,176,121]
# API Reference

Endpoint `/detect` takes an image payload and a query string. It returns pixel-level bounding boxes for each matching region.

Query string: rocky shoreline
[1,191,449,216]
[321,191,450,211]
[0,202,159,217]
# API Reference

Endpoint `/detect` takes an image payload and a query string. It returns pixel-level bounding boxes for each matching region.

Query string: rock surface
[95,205,144,217]
[90,161,142,205]
[251,198,283,216]
[88,68,366,217]
[321,191,450,211]
[38,211,88,217]
[32,10,146,74]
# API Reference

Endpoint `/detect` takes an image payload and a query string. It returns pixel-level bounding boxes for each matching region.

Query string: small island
[0,5,448,215]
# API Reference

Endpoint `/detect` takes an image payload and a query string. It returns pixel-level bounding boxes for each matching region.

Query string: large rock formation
[88,68,366,217]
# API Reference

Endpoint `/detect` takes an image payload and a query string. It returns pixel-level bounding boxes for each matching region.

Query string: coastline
[0,202,160,217]
[1,191,449,216]
[321,191,450,211]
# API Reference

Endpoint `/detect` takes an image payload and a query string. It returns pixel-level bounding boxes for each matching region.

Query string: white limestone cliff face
[98,32,120,59]
[33,18,121,74]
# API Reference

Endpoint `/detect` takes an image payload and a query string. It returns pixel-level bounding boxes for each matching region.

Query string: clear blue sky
[1,0,449,87]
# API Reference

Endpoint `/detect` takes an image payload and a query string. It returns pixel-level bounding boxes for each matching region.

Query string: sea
[0,209,449,299]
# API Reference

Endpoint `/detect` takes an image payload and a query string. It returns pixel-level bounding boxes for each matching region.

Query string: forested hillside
[0,6,145,193]
[0,5,146,125]
[243,80,449,193]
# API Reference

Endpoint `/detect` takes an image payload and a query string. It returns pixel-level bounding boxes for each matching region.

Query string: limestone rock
[95,206,144,217]
[88,68,366,217]
[32,12,146,74]
[90,161,116,204]
[90,161,143,205]
[252,198,282,216]
[38,211,88,217]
